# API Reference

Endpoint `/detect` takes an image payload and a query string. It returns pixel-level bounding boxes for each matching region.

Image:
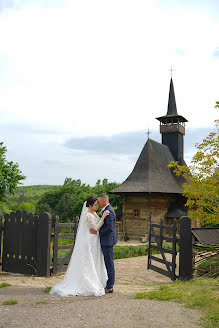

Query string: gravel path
[0,255,203,328]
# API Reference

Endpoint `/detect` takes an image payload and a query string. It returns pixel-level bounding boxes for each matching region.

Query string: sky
[0,0,218,186]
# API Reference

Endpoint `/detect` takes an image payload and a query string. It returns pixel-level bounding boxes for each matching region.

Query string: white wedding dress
[50,202,107,297]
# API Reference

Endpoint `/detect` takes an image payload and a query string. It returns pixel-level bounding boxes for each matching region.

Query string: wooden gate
[52,215,79,274]
[1,210,52,276]
[147,216,177,281]
[0,211,3,265]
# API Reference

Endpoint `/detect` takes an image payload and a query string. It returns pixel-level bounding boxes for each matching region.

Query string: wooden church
[111,78,195,241]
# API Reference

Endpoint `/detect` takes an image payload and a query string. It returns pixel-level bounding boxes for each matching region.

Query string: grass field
[50,242,178,265]
[135,277,219,328]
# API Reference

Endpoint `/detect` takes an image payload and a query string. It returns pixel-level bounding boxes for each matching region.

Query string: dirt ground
[0,255,203,328]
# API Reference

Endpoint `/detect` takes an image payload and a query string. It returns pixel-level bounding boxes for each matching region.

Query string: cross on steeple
[169,65,175,78]
[146,128,151,140]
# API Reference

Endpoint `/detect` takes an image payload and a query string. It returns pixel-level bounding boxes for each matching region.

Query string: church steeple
[156,78,188,164]
[167,78,178,116]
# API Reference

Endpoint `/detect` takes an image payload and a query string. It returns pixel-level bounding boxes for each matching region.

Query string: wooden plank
[125,225,147,231]
[124,218,147,223]
[147,213,152,269]
[149,264,171,278]
[160,218,164,247]
[58,233,75,239]
[126,227,148,235]
[171,219,177,280]
[150,255,175,268]
[52,216,59,274]
[152,223,175,231]
[57,250,73,269]
[150,244,174,255]
[150,224,172,276]
[150,203,165,210]
[58,223,75,228]
[37,212,52,277]
[58,245,73,250]
[126,197,147,203]
[74,216,79,241]
[153,234,175,242]
[2,210,43,276]
[125,220,147,225]
[179,217,193,281]
[148,215,177,281]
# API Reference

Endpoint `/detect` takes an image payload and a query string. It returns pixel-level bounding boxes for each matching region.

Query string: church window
[134,209,139,217]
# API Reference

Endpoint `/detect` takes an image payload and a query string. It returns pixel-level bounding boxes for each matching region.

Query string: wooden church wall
[121,194,165,240]
[122,196,148,239]
[118,193,200,241]
[120,194,185,240]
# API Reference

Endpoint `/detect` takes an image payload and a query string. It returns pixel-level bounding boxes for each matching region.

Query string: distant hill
[7,185,60,203]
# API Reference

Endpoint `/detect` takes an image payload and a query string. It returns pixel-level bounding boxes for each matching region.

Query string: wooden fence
[52,215,79,274]
[148,215,218,281]
[147,215,177,281]
[1,210,52,276]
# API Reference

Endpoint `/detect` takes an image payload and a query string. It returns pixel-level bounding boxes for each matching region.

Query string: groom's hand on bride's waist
[90,229,97,234]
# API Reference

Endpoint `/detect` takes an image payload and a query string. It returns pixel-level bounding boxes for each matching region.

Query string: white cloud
[0,1,218,133]
[0,1,218,185]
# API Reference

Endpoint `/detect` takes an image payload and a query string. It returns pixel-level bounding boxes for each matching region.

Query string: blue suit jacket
[99,204,117,247]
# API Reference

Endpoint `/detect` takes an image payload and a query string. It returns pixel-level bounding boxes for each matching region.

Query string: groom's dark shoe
[105,288,113,294]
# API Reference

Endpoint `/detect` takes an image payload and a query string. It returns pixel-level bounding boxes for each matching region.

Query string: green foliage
[35,178,122,221]
[0,283,11,288]
[43,286,52,293]
[53,243,177,264]
[168,115,219,226]
[113,243,178,259]
[1,178,122,221]
[3,185,59,213]
[0,142,25,205]
[2,299,18,305]
[114,245,151,259]
[134,278,219,328]
[58,238,74,245]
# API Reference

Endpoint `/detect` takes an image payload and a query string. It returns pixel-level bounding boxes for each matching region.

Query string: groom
[90,193,117,293]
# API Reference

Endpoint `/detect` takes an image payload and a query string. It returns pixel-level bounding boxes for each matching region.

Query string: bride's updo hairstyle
[86,196,97,207]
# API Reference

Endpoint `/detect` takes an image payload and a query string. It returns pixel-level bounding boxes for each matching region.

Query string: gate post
[179,216,193,281]
[74,216,79,241]
[147,213,152,270]
[52,215,59,275]
[0,211,2,263]
[37,212,52,277]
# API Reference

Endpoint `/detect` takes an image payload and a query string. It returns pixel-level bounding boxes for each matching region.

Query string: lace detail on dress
[86,212,104,231]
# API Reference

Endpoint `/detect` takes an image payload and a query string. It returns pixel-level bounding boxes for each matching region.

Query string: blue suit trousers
[101,245,115,289]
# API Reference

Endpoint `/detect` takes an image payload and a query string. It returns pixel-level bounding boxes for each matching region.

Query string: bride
[50,196,109,297]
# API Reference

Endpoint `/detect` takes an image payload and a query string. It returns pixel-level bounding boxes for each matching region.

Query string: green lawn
[135,277,219,328]
[50,242,177,264]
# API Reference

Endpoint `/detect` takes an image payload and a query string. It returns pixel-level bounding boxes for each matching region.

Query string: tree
[0,142,26,205]
[56,193,74,222]
[169,117,219,226]
[35,178,122,221]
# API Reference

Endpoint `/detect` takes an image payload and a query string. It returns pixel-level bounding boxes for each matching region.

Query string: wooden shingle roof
[110,138,186,194]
